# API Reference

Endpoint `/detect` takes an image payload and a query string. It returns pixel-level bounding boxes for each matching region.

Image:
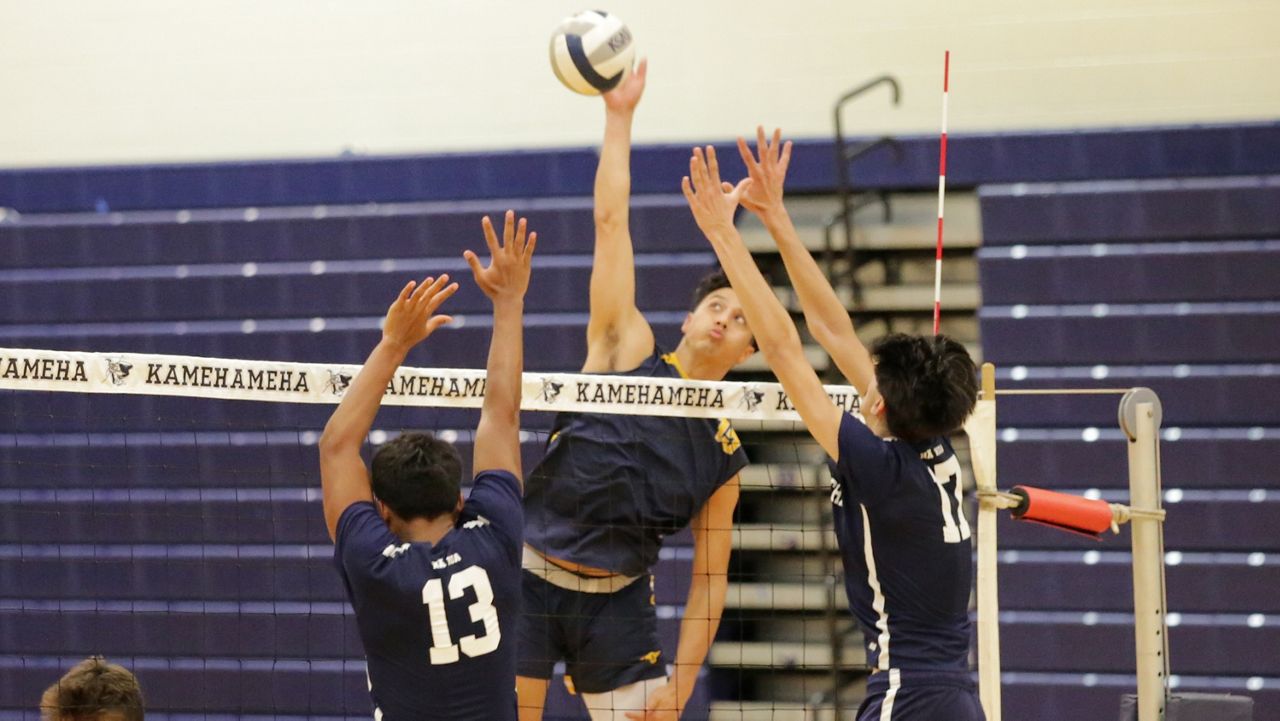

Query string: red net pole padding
[1009,485,1114,539]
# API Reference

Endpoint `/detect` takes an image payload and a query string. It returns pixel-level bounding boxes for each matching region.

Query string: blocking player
[682,131,985,721]
[516,60,755,721]
[39,656,144,721]
[320,211,535,720]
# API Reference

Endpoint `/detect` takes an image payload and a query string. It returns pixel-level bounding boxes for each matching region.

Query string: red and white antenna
[933,50,950,336]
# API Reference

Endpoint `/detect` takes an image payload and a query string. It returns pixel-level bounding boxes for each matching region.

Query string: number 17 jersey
[335,470,523,721]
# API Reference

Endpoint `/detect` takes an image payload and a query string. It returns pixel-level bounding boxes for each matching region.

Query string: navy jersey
[829,412,973,673]
[524,350,748,576]
[335,470,523,721]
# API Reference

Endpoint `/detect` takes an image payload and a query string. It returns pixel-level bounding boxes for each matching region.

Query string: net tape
[0,347,860,423]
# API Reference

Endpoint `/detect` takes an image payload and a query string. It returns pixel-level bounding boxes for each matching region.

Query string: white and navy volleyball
[549,10,635,95]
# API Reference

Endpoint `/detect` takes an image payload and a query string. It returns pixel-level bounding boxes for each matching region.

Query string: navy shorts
[857,669,986,721]
[516,570,670,694]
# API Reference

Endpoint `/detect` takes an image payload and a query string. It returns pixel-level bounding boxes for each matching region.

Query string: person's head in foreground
[370,431,464,538]
[40,656,143,721]
[681,268,757,367]
[861,333,979,442]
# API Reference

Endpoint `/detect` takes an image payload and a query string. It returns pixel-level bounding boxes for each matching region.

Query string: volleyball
[549,10,635,95]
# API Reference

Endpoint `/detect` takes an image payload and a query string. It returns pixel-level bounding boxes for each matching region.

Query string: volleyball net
[0,345,1205,721]
[0,345,868,720]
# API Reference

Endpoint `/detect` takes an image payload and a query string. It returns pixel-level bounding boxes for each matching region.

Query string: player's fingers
[463,249,485,278]
[481,215,500,257]
[408,276,434,305]
[692,147,709,189]
[395,280,416,306]
[756,125,769,163]
[424,282,459,314]
[501,209,516,250]
[736,136,760,177]
[512,216,527,256]
[780,139,793,175]
[523,231,537,260]
[771,127,783,163]
[425,314,453,334]
[680,174,695,202]
[706,145,722,186]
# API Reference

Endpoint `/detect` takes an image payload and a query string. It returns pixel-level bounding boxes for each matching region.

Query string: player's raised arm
[738,127,875,396]
[584,59,655,373]
[464,211,536,482]
[318,275,459,542]
[682,145,844,457]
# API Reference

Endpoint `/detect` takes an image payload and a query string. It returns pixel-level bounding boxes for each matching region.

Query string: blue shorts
[516,570,670,694]
[858,669,986,721]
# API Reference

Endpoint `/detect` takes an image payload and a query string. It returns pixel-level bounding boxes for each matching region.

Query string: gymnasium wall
[2,0,1277,168]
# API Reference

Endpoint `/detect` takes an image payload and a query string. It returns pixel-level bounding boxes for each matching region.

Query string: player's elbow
[757,325,804,362]
[317,426,355,457]
[593,205,627,233]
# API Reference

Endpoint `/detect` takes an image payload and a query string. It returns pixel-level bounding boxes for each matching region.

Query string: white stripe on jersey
[880,668,902,721]
[860,504,891,670]
[366,668,383,721]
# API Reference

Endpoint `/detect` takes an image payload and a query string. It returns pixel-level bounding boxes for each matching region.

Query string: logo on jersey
[381,542,410,558]
[105,358,133,386]
[325,370,353,396]
[640,650,662,665]
[539,377,564,403]
[715,419,742,455]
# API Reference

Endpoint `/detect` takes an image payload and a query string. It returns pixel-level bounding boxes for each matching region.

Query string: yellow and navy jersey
[334,470,522,721]
[829,412,974,674]
[524,350,748,576]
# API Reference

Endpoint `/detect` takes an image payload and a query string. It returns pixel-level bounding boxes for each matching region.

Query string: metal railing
[830,76,902,304]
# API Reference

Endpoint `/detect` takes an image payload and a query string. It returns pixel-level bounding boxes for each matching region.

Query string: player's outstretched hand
[682,145,751,241]
[381,274,458,353]
[603,57,648,113]
[464,210,536,304]
[737,126,793,219]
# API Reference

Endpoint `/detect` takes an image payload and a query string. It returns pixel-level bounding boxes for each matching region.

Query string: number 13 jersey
[335,470,523,720]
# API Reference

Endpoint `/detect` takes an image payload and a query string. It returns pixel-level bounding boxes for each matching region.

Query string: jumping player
[319,211,536,720]
[682,130,985,721]
[516,61,755,721]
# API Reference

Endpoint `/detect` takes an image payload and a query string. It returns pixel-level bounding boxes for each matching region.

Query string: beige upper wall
[1,0,1277,167]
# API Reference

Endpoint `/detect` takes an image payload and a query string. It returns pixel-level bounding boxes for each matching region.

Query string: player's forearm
[593,108,634,230]
[760,207,874,392]
[671,564,729,710]
[319,339,405,453]
[476,298,524,467]
[761,208,860,350]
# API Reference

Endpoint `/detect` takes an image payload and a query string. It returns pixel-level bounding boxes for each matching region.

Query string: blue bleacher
[979,169,1280,719]
[3,122,1277,213]
[0,196,709,268]
[998,431,1278,490]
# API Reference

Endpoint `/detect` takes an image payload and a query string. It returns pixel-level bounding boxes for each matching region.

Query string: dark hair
[689,269,734,312]
[871,333,978,442]
[689,268,757,349]
[40,656,144,721]
[370,432,462,521]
